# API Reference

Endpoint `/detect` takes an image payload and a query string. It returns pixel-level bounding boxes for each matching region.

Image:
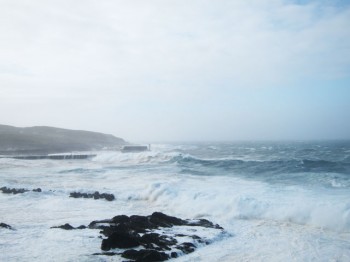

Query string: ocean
[1,141,350,261]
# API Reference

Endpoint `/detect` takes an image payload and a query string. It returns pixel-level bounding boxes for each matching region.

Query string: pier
[0,154,96,160]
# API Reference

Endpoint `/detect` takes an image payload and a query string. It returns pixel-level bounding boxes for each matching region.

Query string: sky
[0,0,350,142]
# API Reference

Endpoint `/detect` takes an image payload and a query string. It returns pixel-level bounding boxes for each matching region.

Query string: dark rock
[111,215,130,224]
[57,212,225,261]
[69,192,79,198]
[51,224,87,230]
[1,186,29,194]
[93,252,120,256]
[129,215,153,231]
[0,223,14,230]
[51,223,75,230]
[102,193,115,201]
[140,233,177,251]
[150,212,185,227]
[1,186,43,194]
[121,249,169,262]
[177,242,196,254]
[93,191,100,199]
[69,191,115,201]
[88,219,113,229]
[187,218,223,229]
[101,227,140,251]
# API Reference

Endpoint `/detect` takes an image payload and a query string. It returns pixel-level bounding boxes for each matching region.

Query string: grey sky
[1,0,350,142]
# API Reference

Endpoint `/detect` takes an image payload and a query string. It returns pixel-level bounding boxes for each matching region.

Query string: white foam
[1,150,350,261]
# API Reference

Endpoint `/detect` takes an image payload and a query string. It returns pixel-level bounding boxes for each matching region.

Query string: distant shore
[0,124,127,155]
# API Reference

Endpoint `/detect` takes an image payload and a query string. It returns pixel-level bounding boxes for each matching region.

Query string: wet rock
[101,193,115,201]
[92,212,220,236]
[0,186,43,194]
[96,212,225,260]
[177,242,196,254]
[51,223,75,230]
[0,186,29,194]
[121,249,169,262]
[101,226,140,250]
[140,233,177,251]
[69,191,115,201]
[59,212,225,261]
[149,212,184,227]
[0,223,14,230]
[187,218,223,229]
[51,224,87,230]
[93,252,120,256]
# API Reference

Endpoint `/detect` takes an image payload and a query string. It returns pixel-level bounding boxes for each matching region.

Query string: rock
[69,191,115,201]
[0,223,14,230]
[51,223,75,230]
[101,193,115,201]
[57,212,225,261]
[111,215,129,224]
[93,252,119,256]
[0,186,29,194]
[140,233,177,251]
[187,218,223,229]
[149,212,185,227]
[121,249,169,262]
[101,226,140,250]
[177,242,196,254]
[129,215,153,232]
[51,223,87,230]
[1,186,43,194]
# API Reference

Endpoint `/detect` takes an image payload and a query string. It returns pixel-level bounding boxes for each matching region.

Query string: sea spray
[1,141,350,261]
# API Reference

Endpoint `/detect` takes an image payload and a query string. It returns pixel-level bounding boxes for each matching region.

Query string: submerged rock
[0,223,14,230]
[0,186,42,194]
[51,223,86,230]
[69,191,115,201]
[0,187,29,194]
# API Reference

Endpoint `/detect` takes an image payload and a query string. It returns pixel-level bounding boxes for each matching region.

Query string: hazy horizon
[1,0,350,142]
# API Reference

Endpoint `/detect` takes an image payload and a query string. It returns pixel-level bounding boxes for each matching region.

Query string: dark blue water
[166,141,350,188]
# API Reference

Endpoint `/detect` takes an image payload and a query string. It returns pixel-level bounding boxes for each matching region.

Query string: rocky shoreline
[1,185,227,261]
[1,186,115,201]
[52,212,225,261]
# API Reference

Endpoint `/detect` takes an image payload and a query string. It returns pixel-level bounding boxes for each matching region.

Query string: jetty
[0,154,96,160]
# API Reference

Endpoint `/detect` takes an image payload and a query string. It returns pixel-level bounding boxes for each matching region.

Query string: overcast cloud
[1,0,350,141]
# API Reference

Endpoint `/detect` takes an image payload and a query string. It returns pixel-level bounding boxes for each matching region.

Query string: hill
[0,124,127,155]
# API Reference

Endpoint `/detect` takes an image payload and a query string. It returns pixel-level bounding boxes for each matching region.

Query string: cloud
[0,0,349,140]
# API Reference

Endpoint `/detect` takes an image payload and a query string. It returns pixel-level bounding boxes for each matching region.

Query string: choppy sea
[1,141,350,261]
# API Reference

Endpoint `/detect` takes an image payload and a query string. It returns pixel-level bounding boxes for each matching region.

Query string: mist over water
[1,141,350,261]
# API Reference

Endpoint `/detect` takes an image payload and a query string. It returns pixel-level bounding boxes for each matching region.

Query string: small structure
[121,144,150,153]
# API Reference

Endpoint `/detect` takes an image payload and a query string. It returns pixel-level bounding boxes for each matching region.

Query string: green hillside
[0,125,127,155]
